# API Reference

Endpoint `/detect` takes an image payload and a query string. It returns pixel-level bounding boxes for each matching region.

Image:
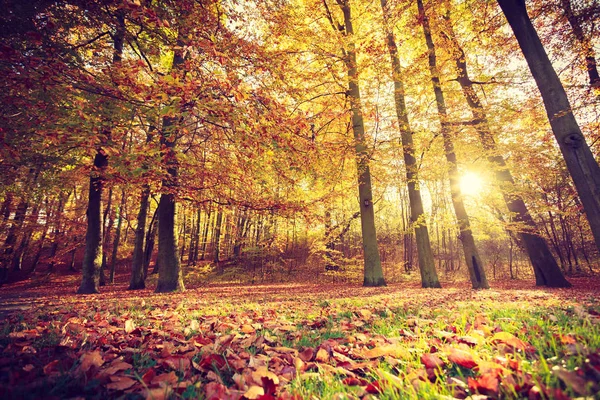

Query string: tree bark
[213,208,223,266]
[129,184,150,290]
[77,150,108,294]
[497,0,600,253]
[417,0,488,289]
[442,9,571,287]
[1,199,29,284]
[381,0,440,288]
[109,189,125,283]
[559,0,600,88]
[328,0,385,286]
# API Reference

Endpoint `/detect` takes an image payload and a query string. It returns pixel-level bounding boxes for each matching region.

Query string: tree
[78,10,125,294]
[324,0,386,287]
[380,0,440,288]
[440,5,571,288]
[497,0,600,254]
[155,43,186,293]
[417,0,488,289]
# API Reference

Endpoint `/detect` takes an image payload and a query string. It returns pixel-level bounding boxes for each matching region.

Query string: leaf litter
[0,279,599,399]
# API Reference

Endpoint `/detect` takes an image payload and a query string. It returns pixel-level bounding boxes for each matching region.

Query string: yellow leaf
[315,348,329,363]
[361,345,408,360]
[243,385,265,399]
[125,320,136,334]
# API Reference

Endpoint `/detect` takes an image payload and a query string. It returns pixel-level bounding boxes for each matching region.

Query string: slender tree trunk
[497,0,600,253]
[326,0,385,286]
[109,189,125,283]
[11,201,41,271]
[0,192,13,223]
[200,205,212,260]
[155,40,185,292]
[417,0,488,289]
[145,206,158,277]
[77,151,108,294]
[213,208,223,266]
[100,188,113,286]
[381,0,439,288]
[1,199,29,283]
[442,10,571,287]
[560,0,600,88]
[129,185,150,290]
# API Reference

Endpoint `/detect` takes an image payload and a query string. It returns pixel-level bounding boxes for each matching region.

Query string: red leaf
[421,353,445,369]
[365,380,383,394]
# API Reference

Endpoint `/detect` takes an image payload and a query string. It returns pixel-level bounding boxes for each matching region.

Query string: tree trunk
[560,0,600,88]
[100,187,113,286]
[417,0,488,289]
[330,0,385,286]
[77,150,108,294]
[1,199,29,283]
[442,9,571,287]
[213,208,223,266]
[381,0,439,288]
[497,0,600,253]
[109,189,125,283]
[155,40,185,293]
[144,206,158,278]
[200,205,212,260]
[11,200,41,271]
[129,184,150,290]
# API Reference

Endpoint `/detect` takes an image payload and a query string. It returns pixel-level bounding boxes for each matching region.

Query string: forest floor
[0,267,599,399]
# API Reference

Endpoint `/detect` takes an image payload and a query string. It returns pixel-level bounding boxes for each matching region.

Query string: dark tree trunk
[381,0,440,288]
[144,206,158,278]
[560,0,600,88]
[200,206,212,260]
[442,9,571,287]
[11,201,41,271]
[109,189,125,283]
[497,0,600,253]
[0,192,13,223]
[418,0,488,289]
[1,199,29,283]
[100,187,113,286]
[155,39,185,293]
[129,184,150,290]
[77,151,108,294]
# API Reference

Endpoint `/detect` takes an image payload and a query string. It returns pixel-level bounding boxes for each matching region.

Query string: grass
[0,282,599,399]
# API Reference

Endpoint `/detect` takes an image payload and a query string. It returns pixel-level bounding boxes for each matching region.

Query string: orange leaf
[468,373,499,396]
[447,348,477,369]
[79,350,104,372]
[315,348,329,363]
[491,332,528,351]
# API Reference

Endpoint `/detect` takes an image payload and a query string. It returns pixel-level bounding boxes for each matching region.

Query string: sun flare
[459,171,485,197]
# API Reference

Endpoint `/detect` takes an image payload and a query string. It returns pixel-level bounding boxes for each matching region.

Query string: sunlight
[459,171,485,197]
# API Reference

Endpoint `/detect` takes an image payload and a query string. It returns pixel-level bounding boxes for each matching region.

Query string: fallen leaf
[125,319,136,334]
[552,366,593,396]
[79,350,104,372]
[243,385,264,399]
[315,348,329,363]
[106,375,137,391]
[490,331,528,351]
[447,347,477,369]
[421,353,445,369]
[361,344,408,360]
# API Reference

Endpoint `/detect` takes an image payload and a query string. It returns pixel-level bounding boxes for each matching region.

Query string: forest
[0,0,600,398]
